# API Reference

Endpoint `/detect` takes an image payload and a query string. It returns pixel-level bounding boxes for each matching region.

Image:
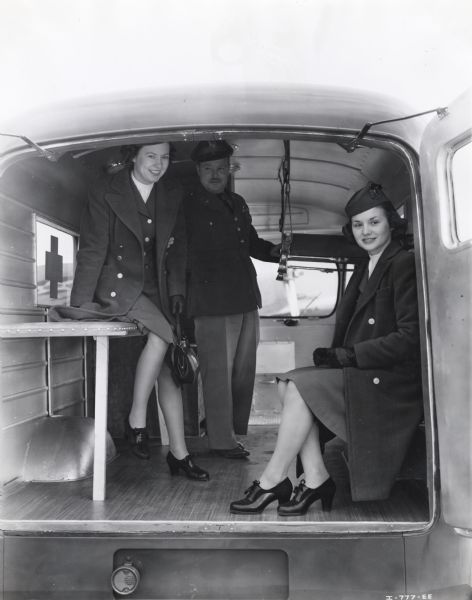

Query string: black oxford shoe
[277,478,336,516]
[230,478,293,514]
[166,452,210,481]
[124,417,150,460]
[213,442,250,459]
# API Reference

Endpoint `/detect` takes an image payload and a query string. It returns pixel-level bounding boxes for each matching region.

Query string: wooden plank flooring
[1,425,429,526]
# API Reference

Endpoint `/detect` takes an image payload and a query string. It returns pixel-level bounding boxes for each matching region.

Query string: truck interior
[0,123,433,534]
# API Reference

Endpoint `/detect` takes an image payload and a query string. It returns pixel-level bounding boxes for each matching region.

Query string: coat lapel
[154,177,180,258]
[333,241,403,346]
[352,241,403,315]
[104,169,143,244]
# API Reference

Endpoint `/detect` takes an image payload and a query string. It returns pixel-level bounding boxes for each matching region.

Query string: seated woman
[230,183,423,515]
[61,142,209,482]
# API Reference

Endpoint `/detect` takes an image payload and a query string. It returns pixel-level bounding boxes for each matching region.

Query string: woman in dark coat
[230,183,423,515]
[68,142,208,481]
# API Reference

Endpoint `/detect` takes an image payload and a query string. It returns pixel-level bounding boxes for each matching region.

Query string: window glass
[254,258,338,317]
[452,140,472,243]
[35,218,78,306]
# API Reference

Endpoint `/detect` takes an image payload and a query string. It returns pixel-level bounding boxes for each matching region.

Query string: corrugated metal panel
[0,190,85,482]
[50,337,83,360]
[0,192,33,230]
[50,339,85,415]
[0,311,44,325]
[0,284,36,309]
[2,363,47,397]
[0,253,34,283]
[49,357,83,386]
[50,380,85,414]
[3,389,48,427]
[1,338,45,367]
[0,223,34,260]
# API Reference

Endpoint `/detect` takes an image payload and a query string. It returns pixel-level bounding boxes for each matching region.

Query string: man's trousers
[194,310,259,449]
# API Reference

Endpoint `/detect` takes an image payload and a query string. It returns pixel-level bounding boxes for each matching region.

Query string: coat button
[236,227,241,231]
[117,273,123,279]
[373,377,380,385]
[119,244,123,249]
[240,239,245,244]
[147,218,152,224]
[368,317,375,325]
[234,217,238,222]
[110,291,117,298]
[144,236,150,243]
[209,221,214,226]
[117,255,122,261]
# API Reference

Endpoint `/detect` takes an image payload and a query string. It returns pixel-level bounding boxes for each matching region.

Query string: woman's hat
[345,183,394,218]
[190,140,234,163]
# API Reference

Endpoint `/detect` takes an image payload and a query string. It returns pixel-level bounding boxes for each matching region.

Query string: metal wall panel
[0,254,34,284]
[0,223,34,261]
[0,192,33,229]
[3,390,48,427]
[50,339,85,415]
[2,363,47,397]
[1,338,45,367]
[50,337,83,360]
[0,188,84,483]
[50,380,85,415]
[0,283,36,309]
[49,357,83,387]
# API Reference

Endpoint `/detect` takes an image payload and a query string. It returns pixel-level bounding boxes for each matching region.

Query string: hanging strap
[174,312,183,343]
[277,140,293,281]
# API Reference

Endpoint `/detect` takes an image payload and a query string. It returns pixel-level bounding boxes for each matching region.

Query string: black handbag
[168,314,199,386]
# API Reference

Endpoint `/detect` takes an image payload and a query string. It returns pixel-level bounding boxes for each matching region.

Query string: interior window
[253,258,338,317]
[35,217,78,307]
[451,140,472,243]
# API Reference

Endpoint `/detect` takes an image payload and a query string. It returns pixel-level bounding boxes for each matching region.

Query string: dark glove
[313,347,357,368]
[170,294,185,315]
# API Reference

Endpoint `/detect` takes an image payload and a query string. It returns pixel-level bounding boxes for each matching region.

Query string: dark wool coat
[183,184,276,317]
[333,241,423,500]
[67,169,186,323]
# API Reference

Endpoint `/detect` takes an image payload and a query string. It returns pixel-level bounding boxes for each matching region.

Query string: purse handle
[174,312,183,343]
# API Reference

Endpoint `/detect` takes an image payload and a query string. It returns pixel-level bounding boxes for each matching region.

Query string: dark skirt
[277,366,347,441]
[119,293,173,343]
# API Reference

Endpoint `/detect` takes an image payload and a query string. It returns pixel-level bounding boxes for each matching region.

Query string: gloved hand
[313,347,357,368]
[313,347,340,367]
[170,295,185,315]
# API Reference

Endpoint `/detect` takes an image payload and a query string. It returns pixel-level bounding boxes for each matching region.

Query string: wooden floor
[1,425,429,527]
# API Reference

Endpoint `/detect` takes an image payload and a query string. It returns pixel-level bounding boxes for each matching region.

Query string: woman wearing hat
[230,183,423,515]
[65,142,209,481]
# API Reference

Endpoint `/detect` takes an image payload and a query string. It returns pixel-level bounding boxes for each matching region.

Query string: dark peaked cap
[344,183,394,218]
[191,140,234,163]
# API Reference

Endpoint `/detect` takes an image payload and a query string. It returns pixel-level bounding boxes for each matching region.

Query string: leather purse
[168,314,199,386]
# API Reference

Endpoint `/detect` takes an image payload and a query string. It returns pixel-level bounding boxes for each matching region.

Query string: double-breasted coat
[183,184,275,317]
[66,168,186,325]
[333,240,423,500]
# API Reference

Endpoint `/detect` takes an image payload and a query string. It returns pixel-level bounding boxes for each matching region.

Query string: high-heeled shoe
[166,452,210,481]
[124,417,150,459]
[229,478,293,514]
[277,477,336,516]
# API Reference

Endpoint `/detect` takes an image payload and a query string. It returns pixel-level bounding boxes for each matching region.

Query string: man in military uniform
[184,141,280,458]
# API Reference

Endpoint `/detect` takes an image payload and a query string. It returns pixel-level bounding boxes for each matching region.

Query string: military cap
[344,183,394,218]
[190,140,234,163]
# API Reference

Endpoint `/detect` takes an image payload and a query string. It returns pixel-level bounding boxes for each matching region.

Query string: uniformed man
[184,140,280,458]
